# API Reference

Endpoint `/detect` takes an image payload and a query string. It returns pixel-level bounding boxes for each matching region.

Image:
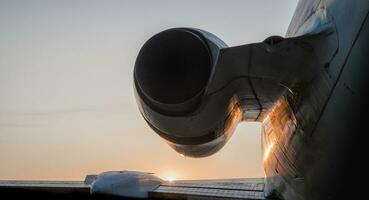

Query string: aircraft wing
[0,180,91,199]
[0,177,265,199]
[151,178,265,199]
[0,179,264,199]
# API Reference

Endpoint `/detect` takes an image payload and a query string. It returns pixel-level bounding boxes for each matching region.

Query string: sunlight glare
[263,142,275,162]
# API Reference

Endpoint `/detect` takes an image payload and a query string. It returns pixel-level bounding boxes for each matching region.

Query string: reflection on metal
[153,185,265,199]
[150,178,265,200]
[263,142,274,162]
[165,102,243,158]
[91,171,163,198]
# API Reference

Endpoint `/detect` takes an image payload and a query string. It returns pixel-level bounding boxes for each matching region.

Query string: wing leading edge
[0,172,265,200]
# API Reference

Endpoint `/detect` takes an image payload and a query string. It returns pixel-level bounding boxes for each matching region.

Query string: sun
[158,171,180,182]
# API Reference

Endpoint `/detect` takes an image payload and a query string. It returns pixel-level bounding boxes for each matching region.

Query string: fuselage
[261,0,369,199]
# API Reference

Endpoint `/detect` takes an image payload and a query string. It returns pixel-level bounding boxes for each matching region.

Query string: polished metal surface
[151,178,265,200]
[261,1,369,199]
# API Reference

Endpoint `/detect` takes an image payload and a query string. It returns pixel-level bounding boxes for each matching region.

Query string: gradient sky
[0,0,298,181]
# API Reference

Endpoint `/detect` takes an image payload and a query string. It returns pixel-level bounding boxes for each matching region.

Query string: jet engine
[134,28,318,157]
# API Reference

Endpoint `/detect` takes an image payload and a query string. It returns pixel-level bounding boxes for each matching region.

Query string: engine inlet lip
[134,28,214,115]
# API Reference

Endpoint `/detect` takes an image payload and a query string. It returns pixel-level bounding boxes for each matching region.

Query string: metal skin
[262,1,369,200]
[134,0,369,199]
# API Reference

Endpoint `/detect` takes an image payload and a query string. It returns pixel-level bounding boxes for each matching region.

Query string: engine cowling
[134,27,318,157]
[134,28,244,157]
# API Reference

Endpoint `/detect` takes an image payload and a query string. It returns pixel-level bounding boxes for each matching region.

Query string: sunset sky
[0,0,298,181]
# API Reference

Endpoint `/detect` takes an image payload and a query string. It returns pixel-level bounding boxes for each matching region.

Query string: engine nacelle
[134,28,317,157]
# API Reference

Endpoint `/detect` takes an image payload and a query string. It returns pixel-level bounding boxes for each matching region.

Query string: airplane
[1,0,368,199]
